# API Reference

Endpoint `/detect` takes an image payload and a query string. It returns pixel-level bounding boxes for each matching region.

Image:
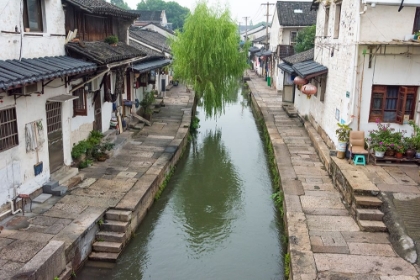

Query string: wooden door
[93,94,102,131]
[46,102,63,173]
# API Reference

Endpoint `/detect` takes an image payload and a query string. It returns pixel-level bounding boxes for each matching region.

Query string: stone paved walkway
[246,69,420,280]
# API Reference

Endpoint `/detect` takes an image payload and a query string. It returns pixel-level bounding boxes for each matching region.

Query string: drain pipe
[0,199,22,219]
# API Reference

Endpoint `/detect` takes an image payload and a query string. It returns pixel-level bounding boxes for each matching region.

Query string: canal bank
[246,69,419,279]
[0,85,194,280]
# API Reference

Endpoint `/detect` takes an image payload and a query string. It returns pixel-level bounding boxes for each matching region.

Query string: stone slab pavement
[0,84,194,280]
[246,69,420,279]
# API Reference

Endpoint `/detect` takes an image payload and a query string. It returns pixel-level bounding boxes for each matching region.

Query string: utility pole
[261,2,275,49]
[243,16,249,41]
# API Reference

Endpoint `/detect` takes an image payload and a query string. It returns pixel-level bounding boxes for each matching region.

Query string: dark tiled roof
[249,46,260,53]
[132,59,171,73]
[134,10,162,22]
[277,1,317,26]
[293,60,328,79]
[252,34,270,44]
[141,23,175,35]
[65,0,139,19]
[129,39,163,57]
[66,41,147,64]
[278,63,295,74]
[283,48,314,65]
[310,0,320,11]
[0,56,96,91]
[129,27,171,54]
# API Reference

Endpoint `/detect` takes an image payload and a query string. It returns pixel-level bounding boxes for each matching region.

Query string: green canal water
[77,88,284,280]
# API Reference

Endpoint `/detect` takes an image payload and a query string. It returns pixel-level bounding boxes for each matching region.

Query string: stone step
[106,209,132,222]
[51,167,79,185]
[100,220,129,233]
[354,195,382,207]
[358,220,387,232]
[89,252,120,263]
[96,231,126,243]
[356,208,384,221]
[43,185,68,196]
[42,180,59,192]
[93,241,122,253]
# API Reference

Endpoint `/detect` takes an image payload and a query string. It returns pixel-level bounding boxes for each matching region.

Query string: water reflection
[77,88,283,280]
[173,129,242,255]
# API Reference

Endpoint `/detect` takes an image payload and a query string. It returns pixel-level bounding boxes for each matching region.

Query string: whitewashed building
[293,0,420,148]
[269,1,316,93]
[0,0,97,207]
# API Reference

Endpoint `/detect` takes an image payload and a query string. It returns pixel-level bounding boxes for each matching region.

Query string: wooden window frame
[369,85,418,124]
[73,88,87,116]
[333,4,341,39]
[23,0,44,32]
[413,7,420,34]
[0,107,19,152]
[319,75,327,102]
[324,7,330,38]
[290,31,298,46]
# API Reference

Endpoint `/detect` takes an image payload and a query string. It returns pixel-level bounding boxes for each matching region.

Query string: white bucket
[337,141,347,152]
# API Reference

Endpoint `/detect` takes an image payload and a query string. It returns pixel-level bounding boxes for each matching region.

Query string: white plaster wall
[305,0,360,147]
[0,77,71,206]
[270,9,280,52]
[360,6,417,42]
[0,0,66,60]
[294,87,311,116]
[358,45,420,136]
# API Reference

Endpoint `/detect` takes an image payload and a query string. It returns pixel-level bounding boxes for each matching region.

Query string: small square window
[0,107,19,152]
[73,88,87,116]
[23,0,43,32]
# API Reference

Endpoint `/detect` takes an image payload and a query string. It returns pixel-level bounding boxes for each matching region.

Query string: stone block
[17,240,65,280]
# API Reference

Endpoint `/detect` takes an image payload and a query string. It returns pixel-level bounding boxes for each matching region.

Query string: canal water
[78,87,284,280]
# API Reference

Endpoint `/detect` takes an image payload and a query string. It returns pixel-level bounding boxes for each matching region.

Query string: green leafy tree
[111,0,130,10]
[136,0,190,30]
[294,25,316,53]
[170,2,249,117]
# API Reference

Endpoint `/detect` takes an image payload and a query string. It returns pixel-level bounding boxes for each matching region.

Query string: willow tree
[169,2,249,117]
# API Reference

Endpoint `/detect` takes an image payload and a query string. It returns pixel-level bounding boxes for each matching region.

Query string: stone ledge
[17,240,66,280]
[304,121,331,174]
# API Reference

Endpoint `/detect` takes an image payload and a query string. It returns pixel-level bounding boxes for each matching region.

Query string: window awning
[131,59,172,74]
[47,94,78,102]
[292,60,328,79]
[278,63,295,74]
[0,56,97,91]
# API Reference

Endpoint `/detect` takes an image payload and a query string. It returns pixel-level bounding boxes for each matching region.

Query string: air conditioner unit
[362,0,420,6]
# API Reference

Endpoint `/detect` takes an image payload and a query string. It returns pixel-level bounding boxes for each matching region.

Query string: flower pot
[374,150,385,158]
[385,149,395,157]
[395,152,403,159]
[337,141,347,152]
[406,149,416,159]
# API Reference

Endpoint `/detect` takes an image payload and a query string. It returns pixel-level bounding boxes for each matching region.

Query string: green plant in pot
[335,123,352,159]
[140,91,156,120]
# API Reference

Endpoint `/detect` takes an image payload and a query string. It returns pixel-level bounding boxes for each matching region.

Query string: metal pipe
[10,199,22,215]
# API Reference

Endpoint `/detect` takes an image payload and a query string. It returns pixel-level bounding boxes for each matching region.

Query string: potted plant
[394,144,405,159]
[104,35,118,46]
[335,123,351,159]
[372,141,387,158]
[140,91,156,120]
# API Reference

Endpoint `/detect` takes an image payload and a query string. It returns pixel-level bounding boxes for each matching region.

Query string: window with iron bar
[0,107,19,152]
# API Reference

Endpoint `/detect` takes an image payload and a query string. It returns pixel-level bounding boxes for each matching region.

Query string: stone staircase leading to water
[353,195,387,232]
[89,209,132,262]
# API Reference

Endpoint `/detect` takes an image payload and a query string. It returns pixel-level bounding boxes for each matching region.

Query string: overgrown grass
[284,252,291,279]
[155,166,176,200]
